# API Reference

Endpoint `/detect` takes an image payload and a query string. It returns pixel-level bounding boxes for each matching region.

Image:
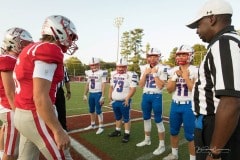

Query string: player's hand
[175,70,182,77]
[99,96,105,105]
[83,95,88,101]
[151,66,158,73]
[144,67,152,75]
[123,98,129,107]
[181,69,189,80]
[54,130,71,150]
[66,92,71,100]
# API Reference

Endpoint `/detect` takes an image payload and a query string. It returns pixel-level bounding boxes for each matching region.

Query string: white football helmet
[175,45,194,65]
[147,48,161,56]
[116,58,128,74]
[89,57,100,72]
[1,27,33,54]
[89,57,100,65]
[147,47,161,66]
[41,15,78,55]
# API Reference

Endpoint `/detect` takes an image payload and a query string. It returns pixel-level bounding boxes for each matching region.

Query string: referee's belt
[173,100,191,104]
[144,91,161,94]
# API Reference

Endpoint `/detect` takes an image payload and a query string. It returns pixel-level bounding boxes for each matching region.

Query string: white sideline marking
[70,137,101,160]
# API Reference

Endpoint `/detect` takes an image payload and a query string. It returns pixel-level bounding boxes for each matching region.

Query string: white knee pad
[156,122,165,133]
[144,119,151,132]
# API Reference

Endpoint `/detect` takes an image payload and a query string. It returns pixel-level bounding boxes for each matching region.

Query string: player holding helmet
[13,15,78,160]
[0,27,33,160]
[136,48,166,155]
[83,57,107,135]
[108,58,138,143]
[163,45,197,160]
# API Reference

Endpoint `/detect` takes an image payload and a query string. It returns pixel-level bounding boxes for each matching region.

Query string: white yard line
[70,137,101,160]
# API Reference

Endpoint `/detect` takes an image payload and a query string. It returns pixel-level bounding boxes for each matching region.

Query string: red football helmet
[1,27,33,54]
[89,57,100,72]
[116,58,128,74]
[41,15,78,55]
[175,45,194,65]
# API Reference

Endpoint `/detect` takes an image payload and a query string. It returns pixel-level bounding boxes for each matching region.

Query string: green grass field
[66,82,172,117]
[66,82,190,160]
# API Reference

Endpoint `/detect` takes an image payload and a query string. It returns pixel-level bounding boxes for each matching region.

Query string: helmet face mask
[175,45,194,65]
[90,63,100,72]
[1,27,33,54]
[176,53,190,65]
[42,15,78,55]
[116,66,127,74]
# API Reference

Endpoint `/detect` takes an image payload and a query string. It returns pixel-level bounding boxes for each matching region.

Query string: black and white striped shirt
[192,26,240,115]
[57,66,70,88]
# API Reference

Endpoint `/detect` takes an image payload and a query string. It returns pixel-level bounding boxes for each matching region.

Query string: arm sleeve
[33,60,57,81]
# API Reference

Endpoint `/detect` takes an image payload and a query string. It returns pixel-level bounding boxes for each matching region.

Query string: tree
[64,57,85,76]
[163,47,178,67]
[192,44,207,66]
[120,28,144,75]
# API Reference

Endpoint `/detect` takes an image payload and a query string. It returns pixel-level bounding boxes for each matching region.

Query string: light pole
[114,17,124,61]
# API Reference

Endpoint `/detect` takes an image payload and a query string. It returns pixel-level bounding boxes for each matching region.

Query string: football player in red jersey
[13,15,78,160]
[0,27,33,160]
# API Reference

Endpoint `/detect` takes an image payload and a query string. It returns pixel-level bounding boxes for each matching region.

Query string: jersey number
[176,83,188,96]
[145,75,156,88]
[90,79,95,89]
[113,80,124,92]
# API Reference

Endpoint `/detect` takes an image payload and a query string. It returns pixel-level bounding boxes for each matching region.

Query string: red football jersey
[0,55,17,109]
[14,42,64,110]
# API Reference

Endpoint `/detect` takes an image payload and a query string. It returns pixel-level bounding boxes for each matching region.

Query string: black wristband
[208,151,221,159]
[67,91,71,94]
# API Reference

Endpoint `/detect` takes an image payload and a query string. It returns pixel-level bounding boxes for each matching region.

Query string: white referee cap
[187,0,233,29]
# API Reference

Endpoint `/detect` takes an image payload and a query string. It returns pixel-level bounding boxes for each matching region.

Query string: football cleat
[108,130,121,137]
[153,145,165,155]
[96,127,104,135]
[163,153,178,160]
[122,133,130,143]
[136,139,151,147]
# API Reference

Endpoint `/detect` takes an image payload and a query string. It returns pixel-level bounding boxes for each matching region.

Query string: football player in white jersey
[108,58,138,143]
[83,57,107,134]
[163,45,198,160]
[136,48,166,155]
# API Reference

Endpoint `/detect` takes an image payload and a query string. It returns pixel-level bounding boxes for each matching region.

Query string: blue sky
[0,0,239,64]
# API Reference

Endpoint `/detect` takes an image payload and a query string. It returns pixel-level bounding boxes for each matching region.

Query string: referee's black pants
[194,115,240,160]
[55,87,68,131]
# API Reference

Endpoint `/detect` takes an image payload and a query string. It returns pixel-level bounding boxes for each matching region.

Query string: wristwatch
[208,151,221,159]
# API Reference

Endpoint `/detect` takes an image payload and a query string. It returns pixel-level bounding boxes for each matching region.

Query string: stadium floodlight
[114,17,124,61]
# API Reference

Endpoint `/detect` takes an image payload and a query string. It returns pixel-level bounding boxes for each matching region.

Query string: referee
[55,66,71,131]
[187,0,240,160]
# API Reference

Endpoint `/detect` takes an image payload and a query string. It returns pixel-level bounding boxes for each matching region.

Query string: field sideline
[60,82,190,160]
